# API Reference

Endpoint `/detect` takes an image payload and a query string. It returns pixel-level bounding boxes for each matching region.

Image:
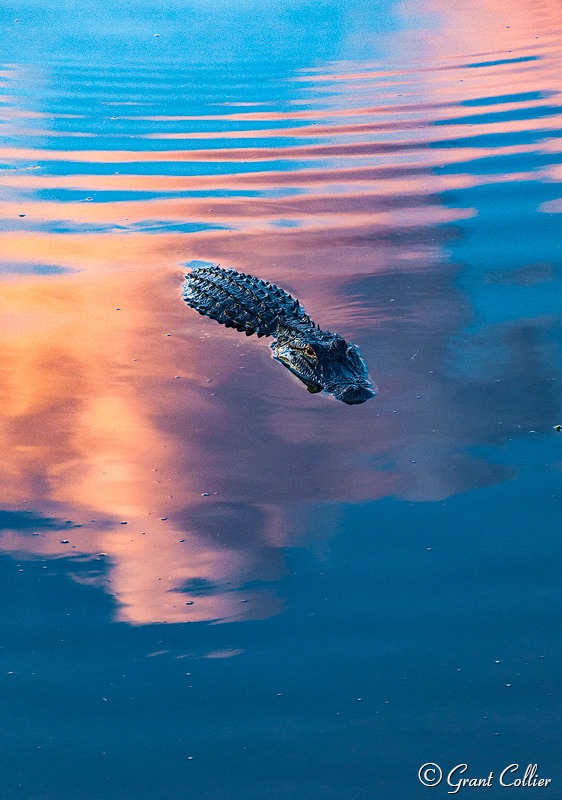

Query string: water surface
[1,0,562,797]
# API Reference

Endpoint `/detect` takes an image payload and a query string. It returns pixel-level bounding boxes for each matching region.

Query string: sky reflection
[1,4,562,800]
[1,0,562,630]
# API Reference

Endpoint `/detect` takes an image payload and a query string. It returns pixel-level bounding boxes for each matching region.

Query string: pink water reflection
[1,0,561,624]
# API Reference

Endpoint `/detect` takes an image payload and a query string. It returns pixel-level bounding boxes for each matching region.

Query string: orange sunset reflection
[1,0,560,625]
[0,269,289,624]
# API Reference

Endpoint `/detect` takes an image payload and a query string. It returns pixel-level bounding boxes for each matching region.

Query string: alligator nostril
[337,385,377,405]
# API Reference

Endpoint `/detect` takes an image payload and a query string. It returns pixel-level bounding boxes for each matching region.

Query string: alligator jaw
[272,350,375,402]
[272,353,323,393]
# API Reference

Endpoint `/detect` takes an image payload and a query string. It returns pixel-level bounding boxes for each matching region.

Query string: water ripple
[1,5,562,625]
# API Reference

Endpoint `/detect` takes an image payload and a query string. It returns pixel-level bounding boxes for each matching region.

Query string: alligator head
[271,322,376,405]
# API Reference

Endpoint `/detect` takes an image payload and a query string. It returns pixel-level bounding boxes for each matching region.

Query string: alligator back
[182,265,314,337]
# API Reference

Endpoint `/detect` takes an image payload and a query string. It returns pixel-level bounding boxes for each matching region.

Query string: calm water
[1,0,562,797]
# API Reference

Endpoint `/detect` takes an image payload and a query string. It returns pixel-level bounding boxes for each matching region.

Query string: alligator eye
[305,345,317,359]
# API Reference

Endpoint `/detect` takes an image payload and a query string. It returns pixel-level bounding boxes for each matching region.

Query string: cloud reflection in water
[1,0,561,624]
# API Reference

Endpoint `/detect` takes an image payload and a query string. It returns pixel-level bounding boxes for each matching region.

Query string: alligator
[182,265,376,405]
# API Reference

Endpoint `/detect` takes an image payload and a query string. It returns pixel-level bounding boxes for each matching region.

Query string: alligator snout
[334,384,377,405]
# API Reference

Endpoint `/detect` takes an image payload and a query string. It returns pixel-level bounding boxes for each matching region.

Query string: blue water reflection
[1,0,562,796]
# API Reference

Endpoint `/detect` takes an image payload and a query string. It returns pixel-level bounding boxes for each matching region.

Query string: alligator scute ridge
[182,265,376,405]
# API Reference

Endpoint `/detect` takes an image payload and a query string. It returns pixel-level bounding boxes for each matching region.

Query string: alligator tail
[182,265,314,337]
